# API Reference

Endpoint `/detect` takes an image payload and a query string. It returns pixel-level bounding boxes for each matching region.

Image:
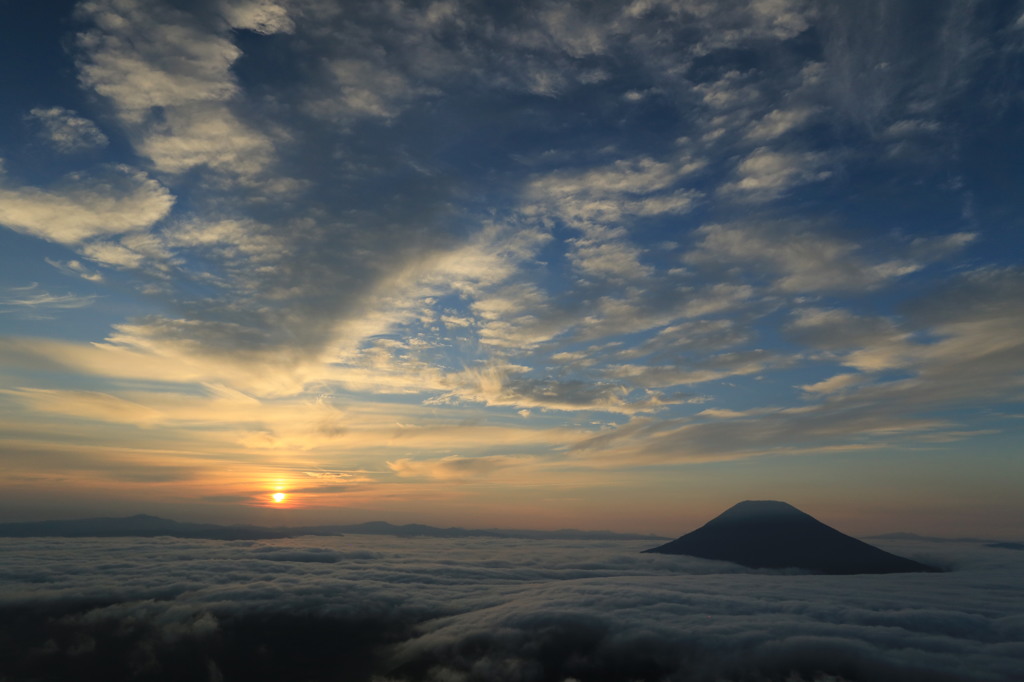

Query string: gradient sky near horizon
[1,0,1022,536]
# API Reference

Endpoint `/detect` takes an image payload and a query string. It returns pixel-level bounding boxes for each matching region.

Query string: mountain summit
[644,500,938,574]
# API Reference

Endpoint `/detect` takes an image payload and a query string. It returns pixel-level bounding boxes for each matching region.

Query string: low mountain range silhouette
[0,514,293,541]
[0,515,663,542]
[644,500,939,574]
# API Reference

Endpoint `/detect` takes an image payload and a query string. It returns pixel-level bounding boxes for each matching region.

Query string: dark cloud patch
[1,600,412,682]
[107,466,198,483]
[817,0,992,132]
[0,536,1021,681]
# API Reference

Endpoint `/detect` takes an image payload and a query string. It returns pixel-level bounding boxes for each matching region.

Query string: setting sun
[271,492,286,504]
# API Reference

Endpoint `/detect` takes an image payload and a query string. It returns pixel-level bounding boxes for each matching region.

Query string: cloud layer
[1,535,1021,681]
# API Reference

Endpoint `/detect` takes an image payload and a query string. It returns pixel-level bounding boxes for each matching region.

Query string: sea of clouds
[1,535,1021,681]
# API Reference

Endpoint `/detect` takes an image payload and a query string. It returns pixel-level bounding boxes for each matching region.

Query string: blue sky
[0,0,1022,535]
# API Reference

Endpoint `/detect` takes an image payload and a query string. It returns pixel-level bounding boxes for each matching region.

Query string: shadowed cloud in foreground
[1,534,1019,682]
[645,501,939,574]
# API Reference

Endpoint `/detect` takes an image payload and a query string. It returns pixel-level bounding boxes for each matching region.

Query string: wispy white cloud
[45,258,105,283]
[80,231,176,270]
[883,118,942,137]
[571,282,757,344]
[0,166,173,245]
[528,152,705,229]
[616,319,751,361]
[605,348,786,389]
[567,239,654,282]
[27,106,109,152]
[307,58,438,124]
[219,0,295,35]
[746,106,819,141]
[786,307,903,350]
[429,363,670,415]
[74,0,287,179]
[695,69,762,111]
[134,106,276,177]
[684,223,960,292]
[388,454,538,481]
[2,387,164,425]
[75,1,242,118]
[798,372,864,395]
[163,219,283,264]
[719,147,832,200]
[0,284,97,313]
[565,272,1021,465]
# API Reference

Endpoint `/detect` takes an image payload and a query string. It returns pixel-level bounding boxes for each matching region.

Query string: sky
[0,0,1022,536]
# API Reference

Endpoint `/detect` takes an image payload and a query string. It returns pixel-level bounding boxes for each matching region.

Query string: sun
[271,492,287,504]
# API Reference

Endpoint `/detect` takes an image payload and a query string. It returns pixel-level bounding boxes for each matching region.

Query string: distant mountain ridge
[866,532,1024,548]
[0,514,666,542]
[645,500,939,574]
[0,515,292,541]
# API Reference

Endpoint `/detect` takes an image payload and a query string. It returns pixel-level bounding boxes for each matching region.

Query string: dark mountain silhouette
[301,521,502,539]
[0,514,297,540]
[867,531,988,543]
[644,500,939,574]
[319,521,663,541]
[0,515,664,542]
